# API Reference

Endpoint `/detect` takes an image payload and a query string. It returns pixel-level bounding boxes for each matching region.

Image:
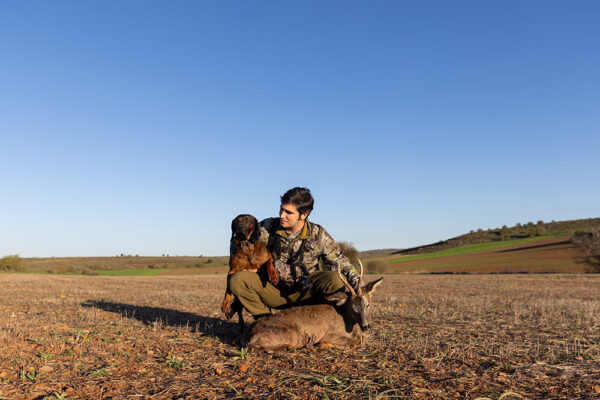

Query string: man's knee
[229,271,261,296]
[324,270,345,292]
[311,270,345,295]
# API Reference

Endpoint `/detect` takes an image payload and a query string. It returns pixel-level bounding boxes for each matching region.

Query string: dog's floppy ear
[249,216,260,243]
[231,215,242,240]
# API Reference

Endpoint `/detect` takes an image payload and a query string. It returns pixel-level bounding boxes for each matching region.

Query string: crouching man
[228,187,360,319]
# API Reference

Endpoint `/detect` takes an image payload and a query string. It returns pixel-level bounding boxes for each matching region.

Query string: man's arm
[318,228,361,288]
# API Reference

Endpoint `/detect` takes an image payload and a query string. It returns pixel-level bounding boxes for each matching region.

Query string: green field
[387,235,562,263]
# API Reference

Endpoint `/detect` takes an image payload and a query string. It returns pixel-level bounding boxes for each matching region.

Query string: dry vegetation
[572,229,600,273]
[14,256,229,275]
[0,274,599,399]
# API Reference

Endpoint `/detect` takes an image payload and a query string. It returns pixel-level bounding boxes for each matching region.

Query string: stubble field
[0,274,599,399]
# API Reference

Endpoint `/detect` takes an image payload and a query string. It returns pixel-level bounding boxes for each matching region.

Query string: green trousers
[228,270,345,317]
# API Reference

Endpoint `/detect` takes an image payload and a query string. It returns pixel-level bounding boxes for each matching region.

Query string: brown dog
[222,214,278,332]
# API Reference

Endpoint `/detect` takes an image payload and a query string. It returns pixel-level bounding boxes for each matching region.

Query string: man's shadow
[80,300,240,345]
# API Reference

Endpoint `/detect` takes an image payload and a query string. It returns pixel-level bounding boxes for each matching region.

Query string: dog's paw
[221,298,232,316]
[267,268,279,285]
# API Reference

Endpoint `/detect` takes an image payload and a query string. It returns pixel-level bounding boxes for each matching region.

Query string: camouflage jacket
[258,218,360,288]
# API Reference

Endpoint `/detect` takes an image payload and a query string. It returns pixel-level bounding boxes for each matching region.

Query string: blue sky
[1,1,598,257]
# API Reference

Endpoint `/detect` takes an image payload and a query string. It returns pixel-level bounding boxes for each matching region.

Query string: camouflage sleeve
[258,217,278,248]
[318,228,361,288]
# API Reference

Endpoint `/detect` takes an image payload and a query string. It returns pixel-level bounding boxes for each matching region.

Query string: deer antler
[357,259,364,295]
[337,265,356,296]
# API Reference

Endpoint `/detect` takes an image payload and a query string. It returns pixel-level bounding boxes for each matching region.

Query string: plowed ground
[0,274,599,399]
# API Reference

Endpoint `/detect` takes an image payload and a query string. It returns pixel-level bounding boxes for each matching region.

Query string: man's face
[279,203,307,232]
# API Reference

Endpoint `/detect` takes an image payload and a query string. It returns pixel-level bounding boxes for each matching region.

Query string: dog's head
[231,214,260,243]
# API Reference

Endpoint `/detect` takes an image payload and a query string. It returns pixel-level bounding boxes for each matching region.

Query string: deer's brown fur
[241,261,383,350]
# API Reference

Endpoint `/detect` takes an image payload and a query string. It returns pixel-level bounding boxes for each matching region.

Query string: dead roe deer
[241,260,383,350]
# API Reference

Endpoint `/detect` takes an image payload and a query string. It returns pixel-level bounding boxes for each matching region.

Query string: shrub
[338,241,360,267]
[81,268,99,276]
[366,260,389,274]
[53,265,74,274]
[0,255,22,271]
[571,229,600,273]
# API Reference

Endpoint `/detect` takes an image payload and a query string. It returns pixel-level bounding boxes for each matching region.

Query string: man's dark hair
[281,187,314,217]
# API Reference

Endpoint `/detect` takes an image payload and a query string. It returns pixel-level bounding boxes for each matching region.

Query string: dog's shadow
[80,300,240,345]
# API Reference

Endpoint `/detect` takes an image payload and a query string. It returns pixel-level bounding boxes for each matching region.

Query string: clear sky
[1,1,598,257]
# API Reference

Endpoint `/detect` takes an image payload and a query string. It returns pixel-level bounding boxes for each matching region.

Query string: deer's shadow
[80,300,240,345]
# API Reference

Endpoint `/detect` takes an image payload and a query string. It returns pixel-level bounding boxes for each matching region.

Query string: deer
[241,260,383,350]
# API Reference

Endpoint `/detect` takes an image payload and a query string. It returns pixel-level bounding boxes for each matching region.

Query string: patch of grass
[474,392,523,400]
[83,366,109,377]
[21,370,43,382]
[230,347,250,361]
[97,268,165,276]
[28,337,48,344]
[166,355,190,369]
[40,392,76,400]
[281,374,353,395]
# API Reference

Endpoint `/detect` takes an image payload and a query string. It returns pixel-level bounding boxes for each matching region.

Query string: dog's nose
[360,324,371,331]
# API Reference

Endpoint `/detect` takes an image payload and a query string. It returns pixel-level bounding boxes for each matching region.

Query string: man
[228,187,360,318]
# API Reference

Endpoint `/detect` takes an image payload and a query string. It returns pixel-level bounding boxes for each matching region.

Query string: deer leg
[319,333,361,349]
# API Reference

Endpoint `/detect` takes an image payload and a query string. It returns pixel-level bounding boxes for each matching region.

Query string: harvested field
[18,256,229,275]
[386,236,586,273]
[0,274,599,399]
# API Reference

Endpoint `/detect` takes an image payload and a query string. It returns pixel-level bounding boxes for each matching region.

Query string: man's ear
[364,277,383,294]
[300,212,309,221]
[324,291,348,306]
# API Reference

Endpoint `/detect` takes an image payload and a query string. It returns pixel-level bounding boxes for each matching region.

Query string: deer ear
[325,291,348,306]
[364,277,383,294]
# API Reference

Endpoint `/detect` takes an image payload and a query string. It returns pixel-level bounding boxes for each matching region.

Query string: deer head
[325,260,383,331]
